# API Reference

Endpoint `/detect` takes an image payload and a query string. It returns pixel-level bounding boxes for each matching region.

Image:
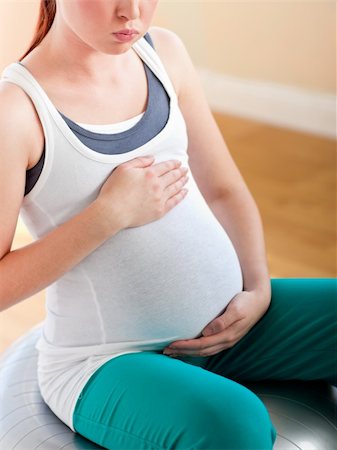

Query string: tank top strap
[132,36,178,104]
[0,61,55,171]
[1,60,52,116]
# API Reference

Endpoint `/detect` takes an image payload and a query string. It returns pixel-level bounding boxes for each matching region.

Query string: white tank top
[1,36,243,432]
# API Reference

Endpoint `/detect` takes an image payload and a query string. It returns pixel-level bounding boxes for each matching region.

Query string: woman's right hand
[96,155,189,230]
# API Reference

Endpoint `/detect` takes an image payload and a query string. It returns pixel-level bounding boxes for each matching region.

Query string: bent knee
[177,385,277,449]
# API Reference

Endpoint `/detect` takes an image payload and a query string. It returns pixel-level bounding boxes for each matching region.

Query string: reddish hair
[19,0,56,61]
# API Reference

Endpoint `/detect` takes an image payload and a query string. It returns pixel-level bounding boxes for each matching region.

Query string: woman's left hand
[163,289,271,358]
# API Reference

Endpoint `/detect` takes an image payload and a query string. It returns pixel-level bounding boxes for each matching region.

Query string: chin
[100,41,137,55]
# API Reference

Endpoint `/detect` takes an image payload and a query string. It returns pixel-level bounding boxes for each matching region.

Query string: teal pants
[73,278,337,449]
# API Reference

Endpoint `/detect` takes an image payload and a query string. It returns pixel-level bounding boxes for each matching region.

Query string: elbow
[0,270,9,312]
[0,262,17,312]
[215,183,256,204]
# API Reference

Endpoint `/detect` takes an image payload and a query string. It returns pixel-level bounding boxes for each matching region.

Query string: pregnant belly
[47,175,243,347]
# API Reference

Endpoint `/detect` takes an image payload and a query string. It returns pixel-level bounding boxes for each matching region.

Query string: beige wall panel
[0,0,40,68]
[154,0,336,93]
[153,1,206,65]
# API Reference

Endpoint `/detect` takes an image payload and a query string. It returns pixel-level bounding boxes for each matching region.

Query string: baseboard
[197,68,336,140]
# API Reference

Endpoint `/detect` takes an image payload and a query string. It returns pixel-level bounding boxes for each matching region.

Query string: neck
[31,15,137,85]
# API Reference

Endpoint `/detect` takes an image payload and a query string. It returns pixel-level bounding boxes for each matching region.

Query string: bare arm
[0,200,120,312]
[0,84,121,312]
[207,191,271,299]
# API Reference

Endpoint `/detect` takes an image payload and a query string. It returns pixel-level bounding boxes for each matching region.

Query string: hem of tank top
[15,36,177,164]
[70,351,145,427]
[66,350,145,432]
[35,332,183,355]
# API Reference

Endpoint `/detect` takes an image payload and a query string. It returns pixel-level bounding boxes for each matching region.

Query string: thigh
[73,351,277,449]
[185,278,337,385]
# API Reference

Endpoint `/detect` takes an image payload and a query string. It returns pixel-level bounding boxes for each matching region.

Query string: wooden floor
[0,113,335,354]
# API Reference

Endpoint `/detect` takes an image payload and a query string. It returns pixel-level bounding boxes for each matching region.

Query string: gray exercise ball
[241,380,337,450]
[0,323,103,450]
[0,324,336,450]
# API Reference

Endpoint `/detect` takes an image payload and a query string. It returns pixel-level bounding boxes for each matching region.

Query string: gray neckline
[57,62,154,141]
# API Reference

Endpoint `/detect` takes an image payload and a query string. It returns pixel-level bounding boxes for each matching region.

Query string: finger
[167,335,219,351]
[165,343,230,358]
[166,332,246,356]
[162,171,189,197]
[202,298,242,337]
[166,334,225,354]
[153,159,182,177]
[168,321,245,353]
[202,311,240,336]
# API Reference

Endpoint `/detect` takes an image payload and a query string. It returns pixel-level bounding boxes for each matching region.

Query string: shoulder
[146,26,191,98]
[0,79,40,136]
[0,80,30,122]
[147,26,184,48]
[0,79,43,168]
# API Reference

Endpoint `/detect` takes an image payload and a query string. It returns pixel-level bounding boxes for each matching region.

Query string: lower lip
[113,33,137,42]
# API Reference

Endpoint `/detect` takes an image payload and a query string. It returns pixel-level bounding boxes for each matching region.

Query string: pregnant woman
[0,1,335,449]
